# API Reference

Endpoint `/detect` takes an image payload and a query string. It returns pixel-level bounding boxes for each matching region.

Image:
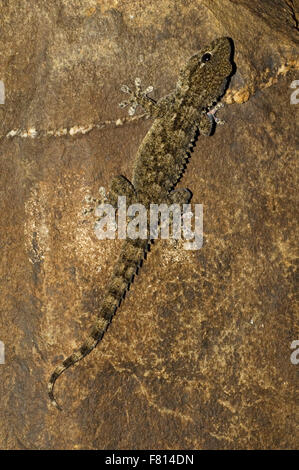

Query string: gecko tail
[48,238,149,410]
[48,317,109,410]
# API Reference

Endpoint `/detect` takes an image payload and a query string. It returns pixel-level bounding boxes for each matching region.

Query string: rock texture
[0,0,298,450]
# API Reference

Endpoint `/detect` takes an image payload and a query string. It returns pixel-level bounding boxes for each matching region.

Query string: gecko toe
[120,85,131,94]
[119,101,129,108]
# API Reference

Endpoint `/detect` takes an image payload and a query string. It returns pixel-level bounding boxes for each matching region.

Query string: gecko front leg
[119,78,155,116]
[199,102,225,136]
[207,102,225,125]
[119,78,174,118]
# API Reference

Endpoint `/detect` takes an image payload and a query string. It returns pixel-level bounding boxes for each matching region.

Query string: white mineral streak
[2,114,146,140]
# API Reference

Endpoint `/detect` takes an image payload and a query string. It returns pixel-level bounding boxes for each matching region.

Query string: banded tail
[48,238,149,410]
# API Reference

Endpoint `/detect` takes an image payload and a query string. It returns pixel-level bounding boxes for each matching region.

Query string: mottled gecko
[48,37,233,409]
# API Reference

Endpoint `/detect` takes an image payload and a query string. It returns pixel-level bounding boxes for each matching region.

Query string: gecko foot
[119,78,154,116]
[199,102,225,135]
[168,188,192,205]
[82,187,107,216]
[207,102,225,125]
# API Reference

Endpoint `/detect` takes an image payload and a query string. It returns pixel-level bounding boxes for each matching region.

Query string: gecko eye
[201,53,212,63]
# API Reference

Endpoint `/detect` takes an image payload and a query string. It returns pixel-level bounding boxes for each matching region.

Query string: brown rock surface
[0,0,298,450]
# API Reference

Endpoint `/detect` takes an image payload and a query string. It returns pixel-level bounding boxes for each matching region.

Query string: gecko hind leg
[82,176,137,218]
[167,188,192,205]
[161,189,193,243]
[107,175,137,208]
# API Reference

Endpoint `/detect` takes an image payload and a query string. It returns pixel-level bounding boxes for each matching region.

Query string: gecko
[48,36,233,410]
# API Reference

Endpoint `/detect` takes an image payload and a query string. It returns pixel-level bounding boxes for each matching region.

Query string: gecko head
[176,37,234,108]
